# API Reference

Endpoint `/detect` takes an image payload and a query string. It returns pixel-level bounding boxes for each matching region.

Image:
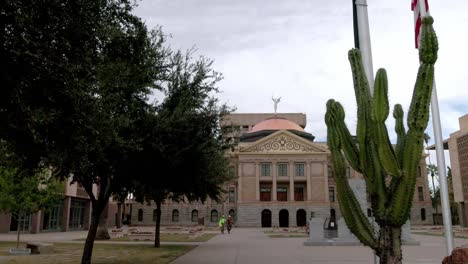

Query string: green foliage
[324,17,438,263]
[129,50,233,247]
[0,167,63,216]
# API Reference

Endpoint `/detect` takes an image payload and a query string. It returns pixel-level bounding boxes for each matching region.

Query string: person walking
[218,215,226,234]
[227,215,233,234]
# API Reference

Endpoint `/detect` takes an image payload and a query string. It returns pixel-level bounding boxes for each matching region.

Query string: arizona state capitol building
[130,112,433,228]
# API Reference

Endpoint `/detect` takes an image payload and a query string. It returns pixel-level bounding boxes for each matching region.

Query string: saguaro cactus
[324,16,437,264]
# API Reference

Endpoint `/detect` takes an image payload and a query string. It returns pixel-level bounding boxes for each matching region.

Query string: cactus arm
[393,104,406,167]
[372,69,401,178]
[389,17,437,226]
[329,101,362,173]
[325,101,378,249]
[348,51,389,221]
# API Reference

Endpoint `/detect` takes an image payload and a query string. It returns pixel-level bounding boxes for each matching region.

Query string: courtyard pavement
[170,228,467,264]
[1,228,467,263]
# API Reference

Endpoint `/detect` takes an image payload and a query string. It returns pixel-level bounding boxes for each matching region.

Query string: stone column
[306,162,312,201]
[255,162,260,201]
[272,162,277,201]
[238,163,243,202]
[323,163,329,202]
[289,162,294,201]
[62,196,71,232]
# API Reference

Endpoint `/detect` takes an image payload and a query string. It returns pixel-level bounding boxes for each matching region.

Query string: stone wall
[237,204,331,227]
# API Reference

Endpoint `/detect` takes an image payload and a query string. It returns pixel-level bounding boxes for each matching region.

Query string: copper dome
[250,117,304,132]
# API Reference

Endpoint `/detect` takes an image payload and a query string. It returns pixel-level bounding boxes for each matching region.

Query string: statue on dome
[272,96,281,113]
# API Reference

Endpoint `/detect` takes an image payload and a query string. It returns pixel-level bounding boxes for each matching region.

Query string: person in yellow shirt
[218,215,226,234]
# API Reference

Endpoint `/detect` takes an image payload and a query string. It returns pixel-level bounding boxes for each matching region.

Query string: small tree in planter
[324,17,437,263]
[0,167,63,249]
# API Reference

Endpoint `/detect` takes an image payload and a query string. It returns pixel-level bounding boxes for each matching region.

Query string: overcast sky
[133,0,467,148]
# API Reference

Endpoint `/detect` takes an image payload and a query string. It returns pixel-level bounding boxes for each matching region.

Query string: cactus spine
[324,17,437,264]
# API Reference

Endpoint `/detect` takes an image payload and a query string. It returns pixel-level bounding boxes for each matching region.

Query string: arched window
[138,209,143,222]
[153,209,157,222]
[191,210,198,222]
[172,210,179,222]
[210,210,218,222]
[421,208,426,221]
[229,209,235,221]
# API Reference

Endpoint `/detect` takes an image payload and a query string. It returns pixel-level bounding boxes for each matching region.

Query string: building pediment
[239,130,327,154]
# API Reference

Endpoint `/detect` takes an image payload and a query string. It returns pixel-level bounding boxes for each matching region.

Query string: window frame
[278,163,288,177]
[295,163,305,177]
[260,163,271,177]
[329,186,335,202]
[172,210,179,222]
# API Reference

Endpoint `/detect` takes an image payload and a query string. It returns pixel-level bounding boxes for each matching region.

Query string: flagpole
[354,2,378,263]
[418,1,455,255]
[355,0,375,92]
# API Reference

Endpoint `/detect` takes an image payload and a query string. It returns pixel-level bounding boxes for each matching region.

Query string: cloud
[134,0,468,145]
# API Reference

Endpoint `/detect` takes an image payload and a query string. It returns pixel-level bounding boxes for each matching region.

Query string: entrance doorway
[43,205,62,231]
[279,209,289,227]
[261,209,272,227]
[296,209,306,227]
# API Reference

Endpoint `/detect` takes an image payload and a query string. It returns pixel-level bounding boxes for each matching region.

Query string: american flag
[411,0,430,48]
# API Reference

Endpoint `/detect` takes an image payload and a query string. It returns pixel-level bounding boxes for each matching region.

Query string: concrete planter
[110,229,124,239]
[9,248,31,255]
[128,232,155,241]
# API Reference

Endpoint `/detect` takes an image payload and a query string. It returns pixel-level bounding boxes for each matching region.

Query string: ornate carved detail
[243,135,323,153]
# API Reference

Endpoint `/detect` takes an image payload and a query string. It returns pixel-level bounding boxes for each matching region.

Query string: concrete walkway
[2,228,468,263]
[171,228,468,264]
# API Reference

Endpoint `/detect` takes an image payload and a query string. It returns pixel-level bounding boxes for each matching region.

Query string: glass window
[138,209,143,222]
[228,187,235,203]
[191,210,198,222]
[294,187,304,201]
[69,200,86,229]
[211,210,218,222]
[278,163,288,177]
[295,163,305,176]
[277,187,288,201]
[328,165,333,177]
[261,163,271,176]
[329,186,335,202]
[418,186,424,201]
[172,210,179,222]
[260,186,271,201]
[10,213,31,232]
[418,166,422,177]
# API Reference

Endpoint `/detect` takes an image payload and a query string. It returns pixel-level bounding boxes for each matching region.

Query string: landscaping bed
[0,242,193,264]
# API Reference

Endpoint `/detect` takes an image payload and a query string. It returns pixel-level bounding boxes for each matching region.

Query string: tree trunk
[378,226,402,264]
[96,203,110,240]
[81,204,103,264]
[431,173,439,214]
[16,215,20,248]
[116,202,122,228]
[154,200,162,248]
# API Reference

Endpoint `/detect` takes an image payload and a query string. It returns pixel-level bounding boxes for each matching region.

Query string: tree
[324,17,438,263]
[131,50,232,247]
[1,1,169,263]
[0,167,62,248]
[427,164,440,214]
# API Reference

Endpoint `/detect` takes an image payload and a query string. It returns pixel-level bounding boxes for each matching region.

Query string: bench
[26,242,54,254]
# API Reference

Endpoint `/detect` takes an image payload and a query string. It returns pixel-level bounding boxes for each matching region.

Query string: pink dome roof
[250,117,304,132]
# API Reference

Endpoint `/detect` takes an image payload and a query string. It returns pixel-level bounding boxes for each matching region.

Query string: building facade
[0,178,97,233]
[446,114,468,226]
[131,113,433,228]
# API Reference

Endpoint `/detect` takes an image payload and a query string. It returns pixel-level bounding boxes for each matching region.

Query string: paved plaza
[0,228,467,263]
[171,228,466,264]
